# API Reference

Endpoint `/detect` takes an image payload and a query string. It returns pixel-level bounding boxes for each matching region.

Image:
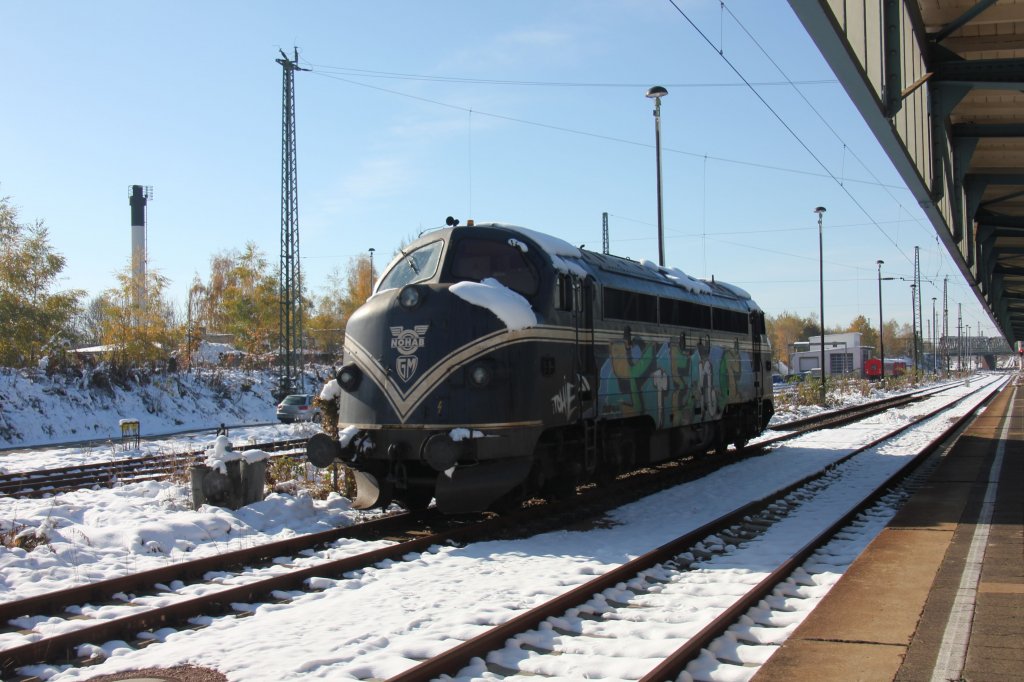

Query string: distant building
[789,332,873,378]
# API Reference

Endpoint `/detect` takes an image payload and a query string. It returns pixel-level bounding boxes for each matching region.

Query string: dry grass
[774,371,962,411]
[266,455,346,499]
[2,520,50,551]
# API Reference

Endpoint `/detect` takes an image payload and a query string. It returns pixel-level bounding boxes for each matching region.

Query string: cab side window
[555,273,573,311]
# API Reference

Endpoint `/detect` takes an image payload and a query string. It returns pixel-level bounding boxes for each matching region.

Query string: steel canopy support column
[882,0,903,117]
[952,135,980,247]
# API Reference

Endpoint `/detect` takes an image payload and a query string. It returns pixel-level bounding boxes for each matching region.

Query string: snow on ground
[0,368,1007,680]
[0,366,284,448]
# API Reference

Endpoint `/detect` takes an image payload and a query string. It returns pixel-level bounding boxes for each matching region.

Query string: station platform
[755,376,1023,681]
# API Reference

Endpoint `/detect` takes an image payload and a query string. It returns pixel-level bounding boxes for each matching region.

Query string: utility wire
[306,69,908,191]
[666,0,913,266]
[303,40,962,309]
[303,62,836,89]
[720,2,935,246]
[610,214,933,236]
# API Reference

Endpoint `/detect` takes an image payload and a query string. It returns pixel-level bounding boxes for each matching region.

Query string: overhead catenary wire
[300,23,968,319]
[608,213,951,282]
[719,2,939,252]
[667,0,969,319]
[303,69,908,192]
[302,62,836,89]
[610,214,947,238]
[666,0,913,266]
[303,48,964,314]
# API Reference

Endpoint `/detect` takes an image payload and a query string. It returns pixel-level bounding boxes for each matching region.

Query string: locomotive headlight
[398,285,424,309]
[336,363,362,392]
[468,362,492,388]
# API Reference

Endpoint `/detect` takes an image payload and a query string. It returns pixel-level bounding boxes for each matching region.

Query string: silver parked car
[276,394,320,423]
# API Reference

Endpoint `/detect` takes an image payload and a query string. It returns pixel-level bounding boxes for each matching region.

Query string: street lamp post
[932,297,937,374]
[815,206,827,403]
[646,86,668,267]
[368,247,376,300]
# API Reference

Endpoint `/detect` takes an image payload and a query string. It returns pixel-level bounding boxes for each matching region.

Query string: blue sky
[0,1,998,338]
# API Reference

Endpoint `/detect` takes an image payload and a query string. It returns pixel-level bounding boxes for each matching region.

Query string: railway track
[0,382,960,500]
[380,377,1003,680]
[0,438,308,498]
[0,377,1002,678]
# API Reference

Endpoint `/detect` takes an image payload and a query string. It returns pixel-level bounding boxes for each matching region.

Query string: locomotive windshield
[377,240,443,292]
[449,236,539,296]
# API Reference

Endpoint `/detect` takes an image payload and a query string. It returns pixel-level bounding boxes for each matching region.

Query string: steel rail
[385,379,1000,681]
[0,510,415,625]
[768,380,959,432]
[0,422,282,455]
[0,439,307,498]
[0,379,997,676]
[637,380,1004,681]
[0,511,525,678]
[0,383,961,498]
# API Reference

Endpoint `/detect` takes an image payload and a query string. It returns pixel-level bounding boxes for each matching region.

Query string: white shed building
[789,332,873,378]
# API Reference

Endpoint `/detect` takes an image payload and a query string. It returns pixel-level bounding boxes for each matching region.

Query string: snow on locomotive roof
[640,260,714,296]
[474,223,757,308]
[459,223,589,279]
[414,222,759,310]
[469,223,582,258]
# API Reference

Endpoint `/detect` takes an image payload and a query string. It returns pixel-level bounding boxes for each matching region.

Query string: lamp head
[877,259,884,266]
[645,85,668,99]
[813,206,827,215]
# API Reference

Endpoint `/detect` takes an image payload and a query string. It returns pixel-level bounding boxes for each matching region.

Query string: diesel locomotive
[305,220,774,513]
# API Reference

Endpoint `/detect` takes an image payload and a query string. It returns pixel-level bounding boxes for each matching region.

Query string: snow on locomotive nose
[305,221,774,514]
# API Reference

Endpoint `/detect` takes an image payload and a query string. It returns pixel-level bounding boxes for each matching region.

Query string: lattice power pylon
[276,48,309,398]
[943,276,949,372]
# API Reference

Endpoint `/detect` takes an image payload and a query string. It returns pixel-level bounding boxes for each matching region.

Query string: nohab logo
[390,325,429,382]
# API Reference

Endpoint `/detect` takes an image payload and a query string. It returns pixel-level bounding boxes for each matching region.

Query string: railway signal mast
[914,246,922,371]
[277,48,309,398]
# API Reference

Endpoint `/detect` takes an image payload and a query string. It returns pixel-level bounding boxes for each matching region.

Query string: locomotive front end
[306,227,551,513]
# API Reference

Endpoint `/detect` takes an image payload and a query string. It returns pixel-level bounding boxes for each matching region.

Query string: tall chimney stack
[129,185,152,312]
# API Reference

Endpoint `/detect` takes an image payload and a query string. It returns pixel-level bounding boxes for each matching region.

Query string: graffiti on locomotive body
[550,375,592,421]
[596,328,753,427]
